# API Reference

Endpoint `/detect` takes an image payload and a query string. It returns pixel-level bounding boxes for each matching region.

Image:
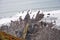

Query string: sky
[0,0,60,17]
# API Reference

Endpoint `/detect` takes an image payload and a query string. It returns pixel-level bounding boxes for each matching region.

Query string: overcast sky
[0,0,60,14]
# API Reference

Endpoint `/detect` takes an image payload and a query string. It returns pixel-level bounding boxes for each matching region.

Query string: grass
[0,31,24,40]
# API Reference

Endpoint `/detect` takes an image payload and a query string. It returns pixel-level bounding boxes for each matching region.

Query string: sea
[0,0,60,19]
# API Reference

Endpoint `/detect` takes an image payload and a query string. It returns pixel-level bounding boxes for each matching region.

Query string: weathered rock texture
[0,10,60,40]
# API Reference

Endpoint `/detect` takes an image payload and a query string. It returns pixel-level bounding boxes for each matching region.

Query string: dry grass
[0,32,24,40]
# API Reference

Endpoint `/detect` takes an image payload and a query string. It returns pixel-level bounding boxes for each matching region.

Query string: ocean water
[0,0,60,18]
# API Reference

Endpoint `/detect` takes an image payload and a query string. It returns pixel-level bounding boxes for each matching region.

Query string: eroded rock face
[0,10,60,40]
[0,25,8,33]
[8,20,25,37]
[24,13,30,23]
[26,22,60,40]
[35,11,44,21]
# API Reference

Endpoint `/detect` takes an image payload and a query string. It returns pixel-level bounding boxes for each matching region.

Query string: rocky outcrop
[24,12,30,23]
[0,10,60,40]
[35,11,44,21]
[26,22,60,40]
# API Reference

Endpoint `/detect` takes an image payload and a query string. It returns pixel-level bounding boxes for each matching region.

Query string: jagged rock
[35,11,44,21]
[19,16,22,22]
[25,20,60,40]
[24,13,30,23]
[47,13,50,15]
[0,10,60,40]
